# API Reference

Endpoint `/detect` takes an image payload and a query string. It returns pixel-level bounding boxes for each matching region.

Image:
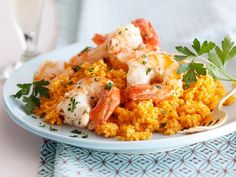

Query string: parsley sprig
[12,80,50,114]
[175,36,236,88]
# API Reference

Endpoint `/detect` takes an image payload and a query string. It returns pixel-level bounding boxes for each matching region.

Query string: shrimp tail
[89,87,120,127]
[125,84,172,102]
[92,33,107,45]
[132,18,159,50]
[68,43,108,66]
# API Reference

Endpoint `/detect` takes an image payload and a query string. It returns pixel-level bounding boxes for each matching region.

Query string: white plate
[3,43,236,153]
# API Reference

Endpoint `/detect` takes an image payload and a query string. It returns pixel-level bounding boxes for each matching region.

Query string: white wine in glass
[0,0,44,80]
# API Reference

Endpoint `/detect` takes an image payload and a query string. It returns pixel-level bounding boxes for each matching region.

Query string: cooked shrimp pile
[34,19,235,140]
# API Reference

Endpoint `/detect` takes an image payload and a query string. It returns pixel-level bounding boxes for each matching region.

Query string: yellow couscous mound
[34,60,235,141]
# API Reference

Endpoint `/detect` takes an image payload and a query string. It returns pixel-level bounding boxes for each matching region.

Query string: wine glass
[0,0,44,80]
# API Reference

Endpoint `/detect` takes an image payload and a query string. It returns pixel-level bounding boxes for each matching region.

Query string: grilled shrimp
[132,18,159,50]
[69,19,159,68]
[125,53,182,102]
[34,61,73,82]
[57,77,120,129]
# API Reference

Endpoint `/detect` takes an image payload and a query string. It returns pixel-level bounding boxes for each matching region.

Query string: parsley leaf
[80,47,92,53]
[176,46,196,56]
[104,82,113,90]
[49,126,58,131]
[12,83,31,99]
[72,66,81,72]
[146,68,152,75]
[192,39,215,55]
[71,129,82,134]
[177,63,190,74]
[215,36,236,66]
[180,61,206,87]
[12,79,50,114]
[68,97,78,112]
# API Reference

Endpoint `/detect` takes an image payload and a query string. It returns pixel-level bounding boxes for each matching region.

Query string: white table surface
[0,0,57,176]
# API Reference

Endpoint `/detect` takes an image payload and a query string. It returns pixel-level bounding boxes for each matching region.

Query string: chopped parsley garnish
[49,126,58,131]
[142,61,147,65]
[146,68,152,75]
[68,97,78,112]
[31,115,37,119]
[104,82,113,90]
[82,110,88,115]
[142,54,147,58]
[71,129,82,134]
[72,66,81,72]
[12,80,50,115]
[155,85,162,89]
[70,135,78,138]
[89,67,94,72]
[81,134,88,138]
[81,47,92,53]
[175,36,236,88]
[39,122,46,128]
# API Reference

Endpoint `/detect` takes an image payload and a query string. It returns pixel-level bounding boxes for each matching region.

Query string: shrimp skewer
[57,77,120,129]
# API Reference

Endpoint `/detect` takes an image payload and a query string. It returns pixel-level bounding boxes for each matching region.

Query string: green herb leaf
[73,66,81,72]
[215,36,236,66]
[71,129,82,134]
[146,68,152,75]
[182,61,207,88]
[49,126,58,131]
[39,122,46,128]
[155,85,162,89]
[191,38,215,55]
[176,46,196,56]
[177,63,190,74]
[12,83,31,99]
[12,79,50,115]
[174,55,188,61]
[23,98,36,114]
[81,134,88,138]
[192,38,201,54]
[80,47,92,53]
[104,82,113,90]
[198,41,215,55]
[68,97,78,113]
[208,52,223,69]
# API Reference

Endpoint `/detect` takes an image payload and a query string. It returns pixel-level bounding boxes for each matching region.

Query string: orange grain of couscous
[34,60,234,141]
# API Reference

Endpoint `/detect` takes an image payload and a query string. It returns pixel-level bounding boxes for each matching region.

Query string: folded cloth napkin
[38,0,236,176]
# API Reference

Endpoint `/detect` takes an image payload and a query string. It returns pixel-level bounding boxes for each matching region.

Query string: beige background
[0,0,57,176]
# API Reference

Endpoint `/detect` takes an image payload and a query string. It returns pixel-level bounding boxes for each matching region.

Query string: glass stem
[21,32,39,62]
